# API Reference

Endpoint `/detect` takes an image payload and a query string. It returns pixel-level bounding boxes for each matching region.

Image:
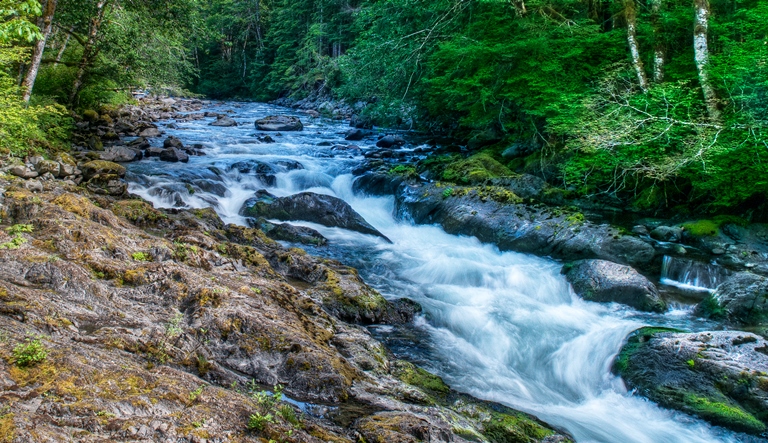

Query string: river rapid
[125,101,757,443]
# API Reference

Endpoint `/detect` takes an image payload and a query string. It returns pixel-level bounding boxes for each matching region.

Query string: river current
[125,102,757,443]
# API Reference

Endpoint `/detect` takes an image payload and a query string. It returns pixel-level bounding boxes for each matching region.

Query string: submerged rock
[249,217,328,246]
[563,259,666,312]
[240,191,389,241]
[255,115,303,131]
[614,328,768,435]
[210,115,238,127]
[696,272,768,326]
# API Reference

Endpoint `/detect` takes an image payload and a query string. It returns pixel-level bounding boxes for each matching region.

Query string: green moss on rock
[442,152,512,184]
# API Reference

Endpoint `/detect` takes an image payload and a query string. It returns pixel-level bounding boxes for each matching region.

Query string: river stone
[345,128,368,141]
[210,115,237,127]
[696,272,768,326]
[81,160,126,181]
[255,115,303,131]
[376,135,405,148]
[163,136,184,149]
[86,174,127,196]
[249,217,327,246]
[614,328,768,435]
[563,259,666,312]
[650,225,683,242]
[100,146,141,162]
[159,147,189,163]
[9,165,38,179]
[240,191,389,241]
[35,160,61,177]
[139,127,161,137]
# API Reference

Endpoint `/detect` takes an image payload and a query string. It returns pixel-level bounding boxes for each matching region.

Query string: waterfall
[660,255,729,293]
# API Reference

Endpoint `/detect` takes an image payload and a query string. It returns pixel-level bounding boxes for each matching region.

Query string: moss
[683,394,766,434]
[697,295,726,320]
[393,361,449,396]
[111,200,166,226]
[442,152,513,184]
[681,220,720,236]
[483,411,557,443]
[613,327,683,375]
[123,268,148,286]
[0,413,15,443]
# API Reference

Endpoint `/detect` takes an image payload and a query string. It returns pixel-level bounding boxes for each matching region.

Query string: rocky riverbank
[0,99,572,442]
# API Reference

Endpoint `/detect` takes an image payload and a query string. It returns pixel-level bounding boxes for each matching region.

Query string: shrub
[12,338,48,367]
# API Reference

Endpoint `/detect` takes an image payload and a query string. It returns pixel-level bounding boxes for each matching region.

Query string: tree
[693,0,720,122]
[21,0,56,102]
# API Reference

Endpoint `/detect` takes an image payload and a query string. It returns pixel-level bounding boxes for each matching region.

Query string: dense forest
[1,0,767,214]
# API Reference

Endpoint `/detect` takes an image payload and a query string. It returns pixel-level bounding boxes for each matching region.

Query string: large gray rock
[9,165,38,179]
[35,160,61,177]
[100,146,141,162]
[395,183,656,267]
[614,328,768,435]
[564,259,666,312]
[210,115,237,127]
[240,191,389,241]
[159,147,189,163]
[696,272,768,325]
[139,127,161,137]
[255,115,303,131]
[650,225,683,242]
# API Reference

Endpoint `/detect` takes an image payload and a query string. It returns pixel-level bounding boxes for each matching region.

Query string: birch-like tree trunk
[69,0,108,107]
[625,0,649,91]
[650,0,665,82]
[21,0,58,102]
[54,26,74,64]
[693,0,720,121]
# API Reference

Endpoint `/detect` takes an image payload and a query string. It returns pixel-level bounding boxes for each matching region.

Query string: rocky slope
[0,174,571,442]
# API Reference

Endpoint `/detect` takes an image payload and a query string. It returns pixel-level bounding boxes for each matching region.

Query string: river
[124,101,757,443]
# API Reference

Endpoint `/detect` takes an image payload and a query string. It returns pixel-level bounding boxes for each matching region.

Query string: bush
[12,338,48,367]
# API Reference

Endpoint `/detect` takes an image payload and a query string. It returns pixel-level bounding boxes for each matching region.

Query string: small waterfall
[660,256,730,293]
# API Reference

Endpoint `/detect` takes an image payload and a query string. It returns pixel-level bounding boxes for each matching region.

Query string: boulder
[650,226,683,242]
[139,127,161,137]
[35,160,61,177]
[163,136,184,149]
[350,114,373,129]
[563,259,666,312]
[696,272,768,325]
[100,146,142,162]
[240,191,389,241]
[345,128,368,141]
[228,160,276,186]
[145,147,165,157]
[9,165,38,179]
[81,160,126,181]
[255,115,303,131]
[249,218,327,246]
[376,135,406,148]
[86,174,127,196]
[159,147,189,163]
[210,115,238,127]
[614,328,768,435]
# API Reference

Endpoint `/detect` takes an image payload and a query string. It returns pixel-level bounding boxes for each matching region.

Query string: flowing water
[660,255,730,293]
[125,102,757,443]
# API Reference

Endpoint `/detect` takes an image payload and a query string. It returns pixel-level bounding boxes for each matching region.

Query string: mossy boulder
[85,173,127,196]
[613,328,768,435]
[695,272,768,326]
[81,160,126,181]
[111,200,166,227]
[442,152,512,184]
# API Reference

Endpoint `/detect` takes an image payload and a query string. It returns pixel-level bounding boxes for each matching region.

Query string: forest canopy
[1,0,767,213]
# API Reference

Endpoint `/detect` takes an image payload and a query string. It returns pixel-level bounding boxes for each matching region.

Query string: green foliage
[12,337,48,367]
[441,152,512,184]
[1,224,33,249]
[246,384,301,433]
[131,251,151,262]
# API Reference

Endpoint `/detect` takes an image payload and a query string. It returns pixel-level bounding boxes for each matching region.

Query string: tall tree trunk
[22,0,58,102]
[54,26,73,64]
[625,0,649,91]
[69,0,108,107]
[693,0,720,122]
[650,0,665,82]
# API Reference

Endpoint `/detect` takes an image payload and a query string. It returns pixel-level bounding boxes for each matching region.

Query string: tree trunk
[69,0,108,107]
[650,0,665,82]
[54,26,74,64]
[693,0,720,121]
[625,0,649,92]
[22,0,58,102]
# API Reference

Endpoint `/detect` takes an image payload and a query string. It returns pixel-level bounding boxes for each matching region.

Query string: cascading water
[660,255,730,293]
[125,102,753,443]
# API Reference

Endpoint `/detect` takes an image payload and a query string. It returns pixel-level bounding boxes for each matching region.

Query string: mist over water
[126,102,752,443]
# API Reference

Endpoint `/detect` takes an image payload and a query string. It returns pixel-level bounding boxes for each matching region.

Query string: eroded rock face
[614,328,768,435]
[564,259,666,312]
[0,184,571,443]
[240,191,390,241]
[255,115,303,131]
[394,183,656,267]
[696,272,768,326]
